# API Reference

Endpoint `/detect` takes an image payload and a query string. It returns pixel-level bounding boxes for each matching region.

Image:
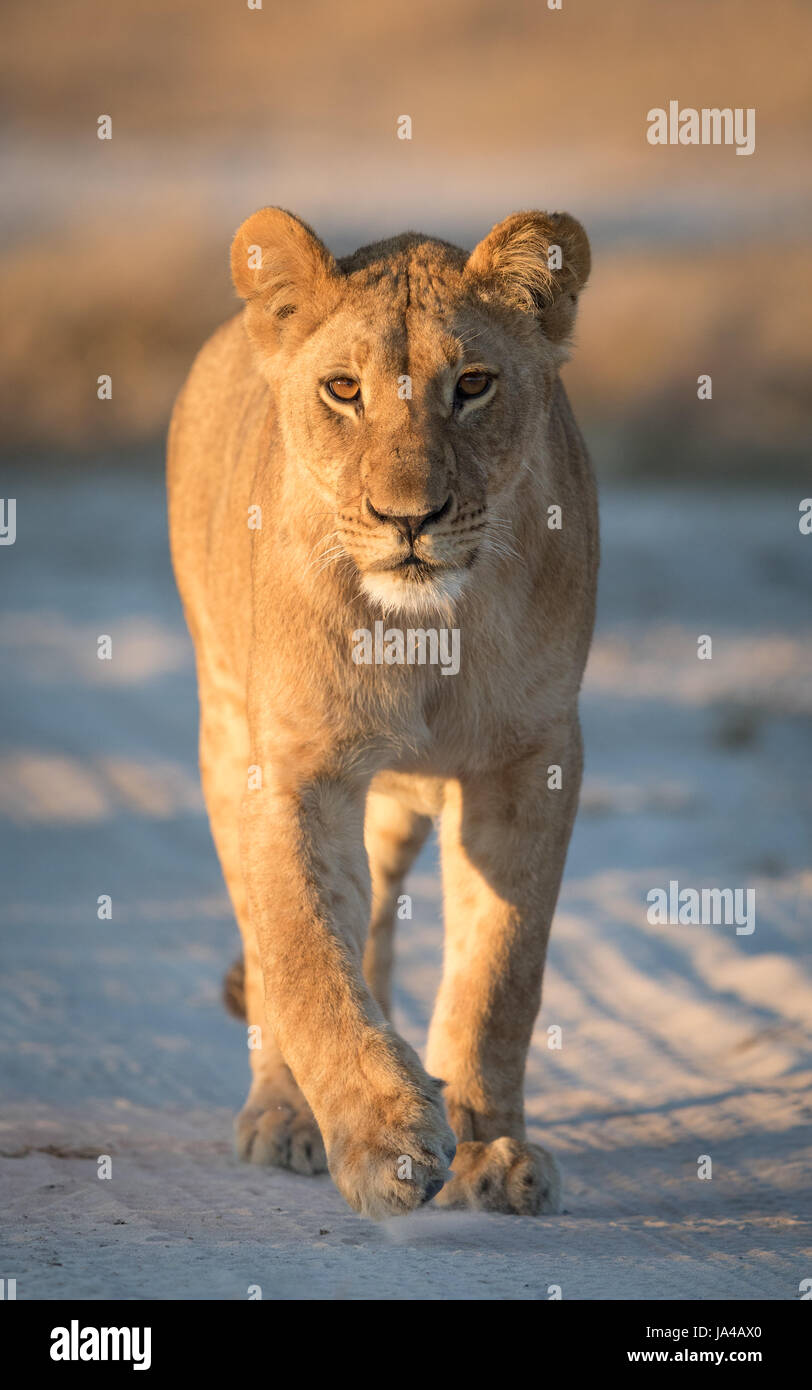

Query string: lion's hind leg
[362,790,433,1019]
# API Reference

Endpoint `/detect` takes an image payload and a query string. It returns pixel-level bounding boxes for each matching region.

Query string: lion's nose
[365,495,452,545]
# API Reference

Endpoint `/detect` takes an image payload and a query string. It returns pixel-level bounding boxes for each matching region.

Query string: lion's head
[231,207,590,617]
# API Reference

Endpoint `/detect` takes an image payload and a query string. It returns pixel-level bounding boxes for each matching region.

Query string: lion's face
[232,209,590,616]
[279,265,550,617]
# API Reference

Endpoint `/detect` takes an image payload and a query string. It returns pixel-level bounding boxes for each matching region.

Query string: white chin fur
[361,569,466,619]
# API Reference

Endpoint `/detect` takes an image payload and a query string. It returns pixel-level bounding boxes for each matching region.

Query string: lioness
[168,207,597,1219]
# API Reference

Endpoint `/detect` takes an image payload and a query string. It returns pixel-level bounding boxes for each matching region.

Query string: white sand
[1,477,810,1299]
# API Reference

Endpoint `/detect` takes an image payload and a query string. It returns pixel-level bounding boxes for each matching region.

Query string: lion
[167,206,598,1219]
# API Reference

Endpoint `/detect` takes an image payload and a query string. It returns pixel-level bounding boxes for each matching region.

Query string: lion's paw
[327,1096,457,1220]
[235,1087,327,1175]
[432,1137,561,1215]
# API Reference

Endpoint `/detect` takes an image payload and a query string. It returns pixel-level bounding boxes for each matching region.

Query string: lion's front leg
[239,770,456,1220]
[426,723,583,1214]
[197,680,326,1175]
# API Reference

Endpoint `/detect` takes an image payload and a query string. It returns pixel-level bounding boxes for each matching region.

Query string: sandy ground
[0,468,810,1300]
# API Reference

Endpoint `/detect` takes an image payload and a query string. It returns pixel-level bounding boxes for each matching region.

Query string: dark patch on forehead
[339,233,466,311]
[404,246,466,315]
[343,257,407,304]
[339,231,463,273]
[337,234,470,373]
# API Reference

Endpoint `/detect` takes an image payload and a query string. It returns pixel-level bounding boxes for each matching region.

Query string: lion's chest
[351,620,567,778]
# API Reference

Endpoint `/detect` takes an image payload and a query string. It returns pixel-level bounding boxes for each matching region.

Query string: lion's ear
[231,207,339,351]
[464,211,590,346]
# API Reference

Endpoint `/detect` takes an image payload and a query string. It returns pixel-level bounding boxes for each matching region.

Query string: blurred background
[2,0,811,475]
[1,0,811,1300]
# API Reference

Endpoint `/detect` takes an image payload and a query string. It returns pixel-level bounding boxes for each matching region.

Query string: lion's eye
[326,377,361,403]
[455,372,492,401]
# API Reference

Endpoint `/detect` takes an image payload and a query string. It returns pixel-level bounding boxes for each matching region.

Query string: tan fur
[167,207,598,1218]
